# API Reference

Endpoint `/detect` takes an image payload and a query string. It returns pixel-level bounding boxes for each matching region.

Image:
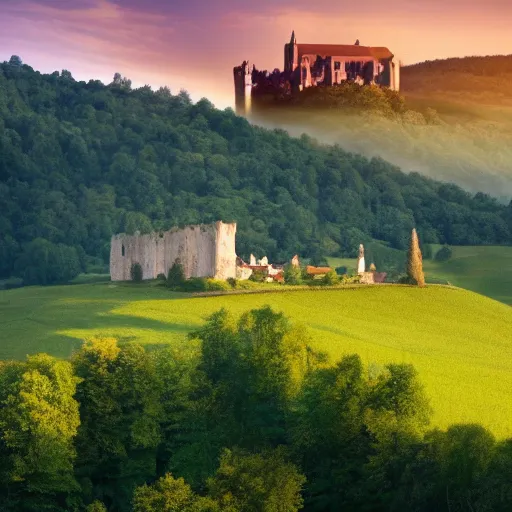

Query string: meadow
[1,282,511,438]
[328,244,512,305]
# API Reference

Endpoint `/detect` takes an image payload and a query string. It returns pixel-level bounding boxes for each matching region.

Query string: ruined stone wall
[110,221,237,281]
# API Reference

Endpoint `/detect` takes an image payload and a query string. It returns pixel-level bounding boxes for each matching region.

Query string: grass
[329,244,512,305]
[1,281,511,439]
[423,245,512,305]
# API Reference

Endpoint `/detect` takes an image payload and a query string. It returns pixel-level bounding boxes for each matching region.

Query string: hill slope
[328,244,512,305]
[1,59,511,288]
[1,283,511,438]
[401,55,512,106]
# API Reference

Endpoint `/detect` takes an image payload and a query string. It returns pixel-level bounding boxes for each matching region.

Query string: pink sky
[2,0,512,108]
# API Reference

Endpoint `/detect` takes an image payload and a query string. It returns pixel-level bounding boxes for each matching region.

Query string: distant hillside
[1,58,511,287]
[401,55,512,106]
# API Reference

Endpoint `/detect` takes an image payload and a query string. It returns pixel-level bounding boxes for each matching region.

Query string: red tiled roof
[296,44,393,60]
[370,47,394,59]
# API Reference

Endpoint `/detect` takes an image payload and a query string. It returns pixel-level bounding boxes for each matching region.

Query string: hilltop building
[234,31,400,115]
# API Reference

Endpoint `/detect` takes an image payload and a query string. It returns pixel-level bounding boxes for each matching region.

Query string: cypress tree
[407,228,425,287]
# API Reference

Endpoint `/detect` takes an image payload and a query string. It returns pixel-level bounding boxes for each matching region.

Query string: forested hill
[1,58,511,285]
[401,55,512,101]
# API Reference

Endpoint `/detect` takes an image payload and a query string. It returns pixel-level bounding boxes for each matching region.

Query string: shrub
[249,268,268,282]
[233,279,262,290]
[342,274,361,284]
[335,266,348,276]
[284,264,302,285]
[0,277,24,290]
[157,273,167,281]
[130,262,143,282]
[205,279,231,291]
[227,277,237,288]
[435,245,453,262]
[181,278,208,292]
[322,269,339,286]
[167,260,185,288]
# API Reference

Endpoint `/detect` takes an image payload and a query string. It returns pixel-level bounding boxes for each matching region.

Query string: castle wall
[110,221,237,282]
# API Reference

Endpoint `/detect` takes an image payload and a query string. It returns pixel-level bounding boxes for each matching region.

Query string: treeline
[0,306,510,511]
[252,81,413,119]
[1,58,512,285]
[401,55,512,99]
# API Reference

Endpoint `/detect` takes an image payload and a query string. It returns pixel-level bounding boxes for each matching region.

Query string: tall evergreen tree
[407,228,425,287]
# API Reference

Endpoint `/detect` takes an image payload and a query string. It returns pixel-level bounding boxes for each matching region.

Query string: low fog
[249,108,512,203]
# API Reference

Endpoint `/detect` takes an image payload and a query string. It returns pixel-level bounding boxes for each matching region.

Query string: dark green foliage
[167,260,185,289]
[335,266,348,275]
[130,262,143,283]
[207,447,306,511]
[435,245,453,262]
[1,306,512,511]
[0,60,510,288]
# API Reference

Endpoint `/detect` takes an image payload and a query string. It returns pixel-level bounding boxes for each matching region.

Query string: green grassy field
[423,245,512,305]
[1,282,511,438]
[328,245,512,305]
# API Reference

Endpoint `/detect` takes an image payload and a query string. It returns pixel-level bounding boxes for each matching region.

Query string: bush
[341,274,361,284]
[249,269,268,283]
[157,273,167,281]
[284,264,302,285]
[435,245,453,262]
[322,269,339,286]
[181,278,208,292]
[335,266,348,276]
[232,279,263,290]
[130,262,143,282]
[167,260,185,288]
[0,277,24,290]
[205,279,231,291]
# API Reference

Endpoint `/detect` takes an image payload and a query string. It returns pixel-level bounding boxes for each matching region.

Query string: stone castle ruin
[110,221,237,281]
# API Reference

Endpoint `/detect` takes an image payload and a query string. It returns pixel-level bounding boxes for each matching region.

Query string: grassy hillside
[328,244,512,305]
[1,283,511,438]
[423,245,512,304]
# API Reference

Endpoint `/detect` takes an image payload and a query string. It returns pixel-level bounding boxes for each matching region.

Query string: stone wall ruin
[110,221,237,281]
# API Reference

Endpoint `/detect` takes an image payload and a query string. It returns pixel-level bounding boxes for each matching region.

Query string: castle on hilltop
[234,31,400,115]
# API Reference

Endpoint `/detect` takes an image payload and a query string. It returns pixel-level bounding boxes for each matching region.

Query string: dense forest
[1,57,512,285]
[0,305,511,512]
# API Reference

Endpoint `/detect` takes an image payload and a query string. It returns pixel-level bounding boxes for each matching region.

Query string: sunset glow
[2,0,512,108]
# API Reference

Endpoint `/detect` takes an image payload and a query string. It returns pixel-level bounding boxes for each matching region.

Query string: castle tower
[390,57,401,91]
[284,30,298,72]
[233,60,252,116]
